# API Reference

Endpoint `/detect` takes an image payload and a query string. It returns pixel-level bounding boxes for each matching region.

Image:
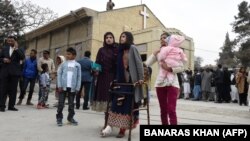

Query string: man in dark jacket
[214,64,224,103]
[17,49,38,106]
[75,51,93,110]
[0,36,25,111]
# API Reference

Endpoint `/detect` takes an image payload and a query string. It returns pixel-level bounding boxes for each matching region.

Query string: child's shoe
[116,128,126,138]
[57,119,63,126]
[37,104,44,109]
[68,119,78,126]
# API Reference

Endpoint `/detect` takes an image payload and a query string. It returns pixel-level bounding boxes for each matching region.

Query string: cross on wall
[140,6,149,29]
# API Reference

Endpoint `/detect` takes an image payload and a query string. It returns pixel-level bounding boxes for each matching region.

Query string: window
[141,54,147,62]
[136,44,147,52]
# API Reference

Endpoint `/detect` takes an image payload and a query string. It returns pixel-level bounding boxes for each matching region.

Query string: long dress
[92,45,117,112]
[107,45,142,129]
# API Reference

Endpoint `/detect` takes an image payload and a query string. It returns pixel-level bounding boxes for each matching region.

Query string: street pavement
[0,84,250,141]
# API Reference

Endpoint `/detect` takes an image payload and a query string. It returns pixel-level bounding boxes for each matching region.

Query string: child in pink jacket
[157,35,187,85]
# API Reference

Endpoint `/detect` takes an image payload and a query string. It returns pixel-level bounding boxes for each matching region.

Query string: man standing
[0,36,25,111]
[106,0,115,11]
[215,64,224,103]
[37,50,55,102]
[75,51,93,110]
[17,49,38,105]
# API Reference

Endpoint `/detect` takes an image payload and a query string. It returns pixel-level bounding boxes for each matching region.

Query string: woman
[92,32,118,112]
[236,67,248,106]
[247,69,250,109]
[145,32,184,125]
[101,31,144,138]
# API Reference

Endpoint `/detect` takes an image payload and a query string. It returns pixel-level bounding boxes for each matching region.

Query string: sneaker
[26,101,34,106]
[53,103,58,107]
[17,99,22,105]
[83,107,90,110]
[68,119,78,126]
[57,119,63,126]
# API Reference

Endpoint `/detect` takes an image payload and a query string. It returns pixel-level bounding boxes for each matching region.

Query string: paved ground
[0,85,250,141]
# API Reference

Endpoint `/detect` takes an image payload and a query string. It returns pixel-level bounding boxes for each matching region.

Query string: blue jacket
[23,58,38,79]
[77,57,93,82]
[57,61,81,92]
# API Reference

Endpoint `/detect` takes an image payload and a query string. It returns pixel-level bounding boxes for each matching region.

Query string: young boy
[56,47,81,126]
[37,63,50,109]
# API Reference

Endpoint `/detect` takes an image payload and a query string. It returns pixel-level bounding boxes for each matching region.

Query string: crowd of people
[0,31,249,139]
[177,65,250,107]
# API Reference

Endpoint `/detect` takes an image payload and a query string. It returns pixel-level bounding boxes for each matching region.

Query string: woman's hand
[153,49,160,56]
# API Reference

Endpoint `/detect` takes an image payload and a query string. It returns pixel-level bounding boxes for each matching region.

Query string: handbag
[92,62,102,72]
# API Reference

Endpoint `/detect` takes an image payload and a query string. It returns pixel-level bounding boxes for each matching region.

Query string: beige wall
[27,20,92,60]
[37,34,50,52]
[92,5,164,42]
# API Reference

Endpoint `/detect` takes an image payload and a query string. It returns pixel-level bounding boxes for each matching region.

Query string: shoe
[53,103,58,107]
[43,104,49,108]
[17,99,22,105]
[116,128,126,138]
[75,105,79,109]
[26,101,34,106]
[232,100,238,103]
[8,107,18,111]
[68,119,78,126]
[0,108,5,112]
[37,104,45,109]
[83,107,89,110]
[192,98,199,101]
[57,119,63,126]
[132,119,139,129]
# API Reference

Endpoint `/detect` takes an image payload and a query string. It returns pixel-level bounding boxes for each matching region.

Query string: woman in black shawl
[101,32,144,138]
[92,32,118,112]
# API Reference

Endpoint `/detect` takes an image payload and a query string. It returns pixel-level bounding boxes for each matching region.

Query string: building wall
[27,20,92,60]
[90,5,165,63]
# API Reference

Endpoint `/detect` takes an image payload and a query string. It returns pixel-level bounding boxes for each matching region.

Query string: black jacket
[0,46,25,76]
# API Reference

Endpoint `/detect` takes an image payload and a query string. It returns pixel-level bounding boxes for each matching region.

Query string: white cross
[140,6,149,29]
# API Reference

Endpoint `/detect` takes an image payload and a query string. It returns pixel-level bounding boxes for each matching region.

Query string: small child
[37,63,50,109]
[53,56,65,107]
[56,47,81,126]
[157,35,187,85]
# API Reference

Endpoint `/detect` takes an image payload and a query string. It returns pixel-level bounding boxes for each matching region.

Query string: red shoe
[116,128,126,138]
[37,104,44,109]
[132,119,139,129]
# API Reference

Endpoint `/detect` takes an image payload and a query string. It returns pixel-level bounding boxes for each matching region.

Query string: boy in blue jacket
[56,47,81,126]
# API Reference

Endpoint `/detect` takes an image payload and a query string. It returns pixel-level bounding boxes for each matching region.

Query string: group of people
[178,65,250,107]
[0,31,188,138]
